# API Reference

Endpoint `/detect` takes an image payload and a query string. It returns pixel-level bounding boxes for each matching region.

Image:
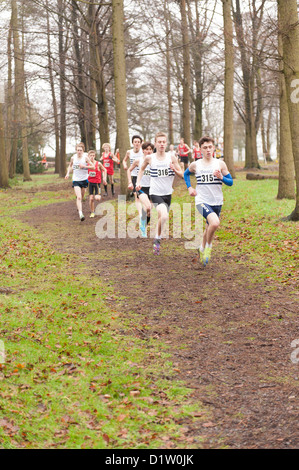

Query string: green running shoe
[204,246,212,266]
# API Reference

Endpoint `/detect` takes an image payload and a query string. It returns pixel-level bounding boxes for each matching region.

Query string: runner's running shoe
[80,213,85,221]
[140,218,147,238]
[198,248,204,264]
[90,212,95,218]
[153,239,160,255]
[203,246,212,266]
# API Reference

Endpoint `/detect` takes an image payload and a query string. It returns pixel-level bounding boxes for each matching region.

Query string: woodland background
[0,0,298,219]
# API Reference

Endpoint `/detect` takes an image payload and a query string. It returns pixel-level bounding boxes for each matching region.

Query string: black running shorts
[150,194,172,211]
[72,180,88,188]
[88,182,101,196]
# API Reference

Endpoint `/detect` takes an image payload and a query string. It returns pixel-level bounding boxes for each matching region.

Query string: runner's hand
[128,183,133,190]
[188,187,197,197]
[213,169,223,180]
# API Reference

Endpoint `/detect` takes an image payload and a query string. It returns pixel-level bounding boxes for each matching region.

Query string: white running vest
[73,154,88,181]
[150,153,175,196]
[195,158,223,206]
[130,148,143,177]
[138,155,151,188]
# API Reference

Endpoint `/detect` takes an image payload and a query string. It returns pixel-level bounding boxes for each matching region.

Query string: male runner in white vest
[184,135,233,266]
[136,132,183,255]
[65,142,95,221]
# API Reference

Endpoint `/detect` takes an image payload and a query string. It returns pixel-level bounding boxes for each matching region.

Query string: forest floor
[17,172,299,449]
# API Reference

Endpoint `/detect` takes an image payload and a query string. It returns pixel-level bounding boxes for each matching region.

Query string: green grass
[0,173,72,217]
[0,170,298,448]
[0,178,203,449]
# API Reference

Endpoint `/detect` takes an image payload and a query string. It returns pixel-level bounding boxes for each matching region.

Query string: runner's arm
[79,157,95,170]
[111,154,119,163]
[122,151,130,170]
[214,161,233,186]
[136,156,151,190]
[127,160,139,188]
[99,163,107,184]
[65,157,73,179]
[170,155,183,178]
[184,162,197,196]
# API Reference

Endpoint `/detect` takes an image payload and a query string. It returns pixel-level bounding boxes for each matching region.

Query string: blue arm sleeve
[184,168,192,188]
[222,173,233,186]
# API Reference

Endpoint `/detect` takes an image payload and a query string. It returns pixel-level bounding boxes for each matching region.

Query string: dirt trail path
[20,184,298,449]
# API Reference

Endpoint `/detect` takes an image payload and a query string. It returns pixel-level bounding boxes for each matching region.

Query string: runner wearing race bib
[176,137,191,170]
[127,142,154,237]
[123,135,144,223]
[87,150,107,218]
[65,142,94,221]
[184,135,233,266]
[100,143,119,196]
[136,132,183,255]
[192,141,202,160]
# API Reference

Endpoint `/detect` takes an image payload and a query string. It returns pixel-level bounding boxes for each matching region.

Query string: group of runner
[65,133,233,265]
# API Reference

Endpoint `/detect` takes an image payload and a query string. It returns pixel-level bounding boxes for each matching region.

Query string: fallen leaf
[117,414,127,422]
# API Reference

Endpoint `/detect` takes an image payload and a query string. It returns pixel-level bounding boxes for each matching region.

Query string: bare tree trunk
[180,0,191,146]
[46,0,60,173]
[0,100,9,188]
[11,0,31,181]
[83,18,96,151]
[233,0,259,169]
[87,77,97,150]
[89,4,110,147]
[191,0,203,141]
[112,0,130,194]
[9,14,17,179]
[223,0,235,177]
[164,1,174,144]
[261,111,267,162]
[58,0,66,177]
[9,94,18,178]
[265,107,272,162]
[277,0,296,203]
[6,23,13,174]
[72,0,87,148]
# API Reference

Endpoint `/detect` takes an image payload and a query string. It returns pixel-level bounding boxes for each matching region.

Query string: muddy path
[19,182,299,449]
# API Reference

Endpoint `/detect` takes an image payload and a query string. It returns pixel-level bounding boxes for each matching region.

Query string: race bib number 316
[157,168,169,177]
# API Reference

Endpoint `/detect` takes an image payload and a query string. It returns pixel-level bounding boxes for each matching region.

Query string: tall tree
[278,0,299,219]
[0,85,9,188]
[223,0,235,177]
[164,0,174,144]
[58,0,67,177]
[233,0,267,169]
[11,0,31,181]
[112,0,130,194]
[71,0,87,147]
[277,6,295,200]
[180,0,191,146]
[46,0,60,173]
[6,20,15,179]
[89,3,110,147]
